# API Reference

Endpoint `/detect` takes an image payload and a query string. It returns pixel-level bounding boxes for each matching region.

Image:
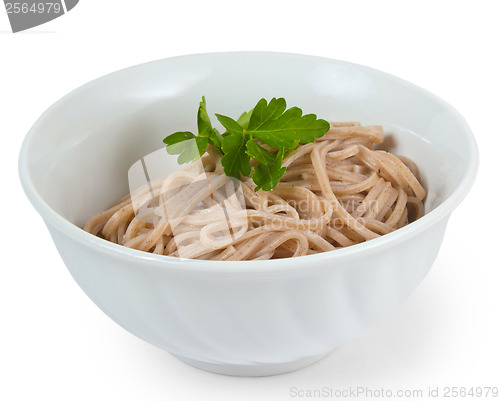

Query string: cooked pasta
[84,122,426,260]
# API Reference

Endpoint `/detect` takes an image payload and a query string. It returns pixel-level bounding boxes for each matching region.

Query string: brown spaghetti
[84,122,426,260]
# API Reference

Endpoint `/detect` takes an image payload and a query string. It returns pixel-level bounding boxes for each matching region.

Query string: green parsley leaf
[246,98,329,149]
[163,132,209,164]
[215,114,244,135]
[197,96,223,151]
[252,148,287,192]
[163,97,221,163]
[221,132,251,178]
[163,131,195,145]
[163,96,329,191]
[284,139,300,157]
[245,139,275,165]
[248,98,287,129]
[236,109,253,130]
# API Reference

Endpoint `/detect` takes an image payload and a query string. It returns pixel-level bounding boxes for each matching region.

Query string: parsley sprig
[163,97,330,191]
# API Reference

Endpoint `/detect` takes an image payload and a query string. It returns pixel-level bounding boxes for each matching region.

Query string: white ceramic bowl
[18,52,478,376]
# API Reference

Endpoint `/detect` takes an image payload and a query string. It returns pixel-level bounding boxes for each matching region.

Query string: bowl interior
[21,53,475,229]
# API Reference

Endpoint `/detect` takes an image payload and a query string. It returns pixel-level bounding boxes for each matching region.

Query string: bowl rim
[18,51,479,274]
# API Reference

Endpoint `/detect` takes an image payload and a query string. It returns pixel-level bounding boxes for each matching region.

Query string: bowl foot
[171,351,332,377]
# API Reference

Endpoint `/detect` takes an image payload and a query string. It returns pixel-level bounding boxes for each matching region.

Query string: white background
[1,1,499,400]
